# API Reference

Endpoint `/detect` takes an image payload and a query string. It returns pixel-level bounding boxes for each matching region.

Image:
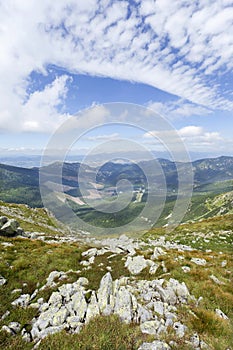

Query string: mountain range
[1,155,233,229]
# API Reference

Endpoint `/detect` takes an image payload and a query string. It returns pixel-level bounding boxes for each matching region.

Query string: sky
[0,0,233,161]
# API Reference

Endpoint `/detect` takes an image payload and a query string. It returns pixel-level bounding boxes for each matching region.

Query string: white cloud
[0,0,233,134]
[179,126,203,137]
[22,75,71,132]
[86,133,120,141]
[147,99,212,119]
[142,125,223,151]
[0,75,71,133]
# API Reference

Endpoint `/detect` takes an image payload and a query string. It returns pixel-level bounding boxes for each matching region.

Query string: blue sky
[0,1,233,160]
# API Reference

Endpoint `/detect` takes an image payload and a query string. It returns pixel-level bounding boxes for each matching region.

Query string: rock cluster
[0,216,24,237]
[7,271,199,348]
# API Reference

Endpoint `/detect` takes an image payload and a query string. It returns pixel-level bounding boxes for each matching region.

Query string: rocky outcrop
[7,271,198,346]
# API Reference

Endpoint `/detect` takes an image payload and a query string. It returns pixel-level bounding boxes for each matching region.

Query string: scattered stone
[138,340,170,350]
[48,291,63,307]
[169,278,190,303]
[12,294,30,308]
[66,316,82,329]
[125,255,150,275]
[1,325,15,335]
[153,301,164,316]
[21,328,31,342]
[82,248,98,258]
[38,325,65,340]
[1,310,10,320]
[221,260,227,267]
[152,247,166,260]
[30,289,38,300]
[156,283,177,306]
[1,242,13,247]
[191,258,207,266]
[8,321,21,333]
[190,332,200,347]
[0,275,7,286]
[215,308,229,320]
[136,304,153,323]
[149,262,159,274]
[140,320,161,335]
[209,274,224,285]
[173,321,187,337]
[41,270,68,289]
[181,266,190,273]
[11,288,23,294]
[161,261,167,273]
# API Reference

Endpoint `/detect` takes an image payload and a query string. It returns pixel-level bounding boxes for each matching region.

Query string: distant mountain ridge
[1,156,233,209]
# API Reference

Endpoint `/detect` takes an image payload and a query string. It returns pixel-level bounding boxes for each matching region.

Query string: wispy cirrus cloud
[86,133,120,142]
[0,0,233,134]
[147,99,213,119]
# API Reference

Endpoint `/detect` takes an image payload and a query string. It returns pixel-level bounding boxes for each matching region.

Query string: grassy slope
[0,203,232,349]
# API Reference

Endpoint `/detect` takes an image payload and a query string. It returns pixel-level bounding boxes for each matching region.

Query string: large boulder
[0,219,19,236]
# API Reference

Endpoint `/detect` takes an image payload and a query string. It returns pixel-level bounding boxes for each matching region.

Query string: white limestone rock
[114,286,133,323]
[82,248,98,258]
[125,255,149,275]
[140,320,161,335]
[173,321,187,337]
[97,272,114,315]
[1,325,15,335]
[51,306,69,326]
[181,266,190,273]
[191,258,206,266]
[153,301,164,316]
[190,333,200,347]
[48,292,62,307]
[12,294,30,308]
[151,247,166,260]
[66,316,83,329]
[0,275,7,286]
[168,278,190,304]
[138,340,170,350]
[209,274,224,285]
[215,308,229,320]
[86,291,100,323]
[136,304,153,323]
[67,290,87,321]
[156,285,177,306]
[36,306,59,330]
[58,283,74,301]
[8,321,21,333]
[149,262,159,275]
[21,328,31,342]
[38,325,65,340]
